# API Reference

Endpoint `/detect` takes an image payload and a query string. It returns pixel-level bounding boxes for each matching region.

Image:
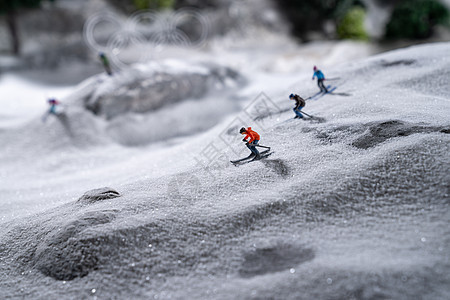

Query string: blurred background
[0,0,449,130]
[1,0,449,78]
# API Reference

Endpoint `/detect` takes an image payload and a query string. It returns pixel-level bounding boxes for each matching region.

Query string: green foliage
[106,0,174,14]
[333,0,365,20]
[385,0,450,39]
[337,6,368,41]
[276,0,340,39]
[276,0,365,41]
[133,0,174,10]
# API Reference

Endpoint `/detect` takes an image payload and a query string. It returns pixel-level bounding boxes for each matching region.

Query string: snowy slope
[0,43,449,299]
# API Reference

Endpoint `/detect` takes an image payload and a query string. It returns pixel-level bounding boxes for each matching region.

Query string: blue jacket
[313,70,325,80]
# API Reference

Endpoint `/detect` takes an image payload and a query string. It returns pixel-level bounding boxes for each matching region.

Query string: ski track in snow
[0,42,449,299]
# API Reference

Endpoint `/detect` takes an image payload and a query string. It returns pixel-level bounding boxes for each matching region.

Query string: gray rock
[351,120,447,149]
[34,210,117,280]
[80,61,245,119]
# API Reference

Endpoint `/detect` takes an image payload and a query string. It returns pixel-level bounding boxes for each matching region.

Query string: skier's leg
[293,108,303,118]
[247,141,259,156]
[319,80,328,92]
[252,140,260,156]
[106,66,112,76]
[322,80,328,92]
[50,105,57,115]
[246,143,256,157]
[317,80,323,92]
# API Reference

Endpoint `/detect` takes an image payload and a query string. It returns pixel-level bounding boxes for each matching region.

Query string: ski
[230,154,255,164]
[326,86,337,94]
[277,118,297,126]
[231,150,273,165]
[309,85,331,100]
[307,90,323,100]
[231,149,271,165]
[312,85,337,100]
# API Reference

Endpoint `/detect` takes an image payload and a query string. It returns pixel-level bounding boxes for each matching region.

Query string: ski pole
[300,111,314,118]
[243,141,270,149]
[293,107,314,118]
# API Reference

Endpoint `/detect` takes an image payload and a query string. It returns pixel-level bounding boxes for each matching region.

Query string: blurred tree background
[1,0,449,57]
[0,0,54,55]
[107,0,221,13]
[275,0,368,41]
[107,0,175,13]
[385,0,450,39]
[276,0,449,41]
[337,6,368,40]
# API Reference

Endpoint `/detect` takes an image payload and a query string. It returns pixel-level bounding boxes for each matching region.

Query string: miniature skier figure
[42,98,61,122]
[289,93,306,119]
[240,127,261,159]
[312,66,328,93]
[99,52,113,76]
[231,127,271,164]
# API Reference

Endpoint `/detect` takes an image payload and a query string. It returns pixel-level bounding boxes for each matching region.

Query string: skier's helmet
[289,94,294,99]
[313,66,317,71]
[239,127,246,134]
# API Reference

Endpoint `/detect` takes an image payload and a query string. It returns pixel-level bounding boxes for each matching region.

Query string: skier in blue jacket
[312,66,328,93]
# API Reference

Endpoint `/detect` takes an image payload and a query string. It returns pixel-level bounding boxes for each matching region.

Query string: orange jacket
[243,127,260,143]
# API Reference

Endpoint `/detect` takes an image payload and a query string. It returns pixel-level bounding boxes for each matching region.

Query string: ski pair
[278,111,313,125]
[231,150,272,165]
[230,146,271,165]
[295,110,314,119]
[308,85,337,100]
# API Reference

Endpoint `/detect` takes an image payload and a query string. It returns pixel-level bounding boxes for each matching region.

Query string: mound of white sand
[0,42,449,299]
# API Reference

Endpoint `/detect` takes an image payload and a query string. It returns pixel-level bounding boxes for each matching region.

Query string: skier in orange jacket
[240,127,260,159]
